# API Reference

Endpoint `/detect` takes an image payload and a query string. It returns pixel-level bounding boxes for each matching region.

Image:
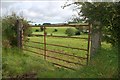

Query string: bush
[35,29,39,32]
[43,23,51,25]
[65,28,75,36]
[53,29,58,32]
[27,28,32,37]
[75,30,81,35]
[2,13,31,48]
[102,34,116,45]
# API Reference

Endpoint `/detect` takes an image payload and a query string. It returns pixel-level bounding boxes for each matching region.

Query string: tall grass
[2,47,56,78]
[2,42,118,78]
[2,26,118,78]
[59,43,118,78]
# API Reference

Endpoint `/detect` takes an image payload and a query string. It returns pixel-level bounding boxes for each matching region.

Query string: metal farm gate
[17,20,91,70]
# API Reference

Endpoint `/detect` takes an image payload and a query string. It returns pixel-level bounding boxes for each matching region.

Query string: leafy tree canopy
[65,2,120,46]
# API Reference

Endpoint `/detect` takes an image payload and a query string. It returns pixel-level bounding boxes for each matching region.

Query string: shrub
[75,30,81,35]
[2,12,31,47]
[65,28,75,36]
[53,29,58,32]
[35,29,39,32]
[102,34,115,45]
[27,28,32,37]
[43,23,51,25]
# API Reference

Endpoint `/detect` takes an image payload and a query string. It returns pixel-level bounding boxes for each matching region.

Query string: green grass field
[23,27,89,69]
[31,27,88,37]
[2,27,118,78]
[2,42,118,78]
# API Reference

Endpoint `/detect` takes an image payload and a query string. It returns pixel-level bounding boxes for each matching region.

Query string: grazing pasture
[23,27,89,70]
[2,42,118,78]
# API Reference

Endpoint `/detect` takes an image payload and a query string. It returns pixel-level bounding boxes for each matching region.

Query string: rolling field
[23,27,89,70]
[31,27,88,37]
[2,27,118,78]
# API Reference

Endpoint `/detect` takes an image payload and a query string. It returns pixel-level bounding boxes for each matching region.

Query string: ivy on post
[17,19,23,49]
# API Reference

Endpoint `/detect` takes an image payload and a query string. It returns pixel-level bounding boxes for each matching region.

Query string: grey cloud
[1,2,17,8]
[1,1,76,24]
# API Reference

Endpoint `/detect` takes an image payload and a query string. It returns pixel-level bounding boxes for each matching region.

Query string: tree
[64,2,120,56]
[77,2,120,55]
[38,24,41,26]
[35,24,37,26]
[43,23,51,25]
[2,12,31,48]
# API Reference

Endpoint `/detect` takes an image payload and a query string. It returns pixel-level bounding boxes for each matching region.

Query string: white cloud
[1,1,77,24]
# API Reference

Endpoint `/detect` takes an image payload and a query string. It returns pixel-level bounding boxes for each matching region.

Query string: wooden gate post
[17,19,23,49]
[44,26,47,60]
[87,23,92,65]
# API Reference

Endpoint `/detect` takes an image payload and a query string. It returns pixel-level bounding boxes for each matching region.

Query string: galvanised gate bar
[21,23,91,70]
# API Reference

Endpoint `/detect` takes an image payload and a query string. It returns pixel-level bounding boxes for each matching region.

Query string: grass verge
[2,42,118,78]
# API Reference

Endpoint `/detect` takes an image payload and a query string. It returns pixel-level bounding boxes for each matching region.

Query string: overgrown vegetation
[2,13,32,48]
[63,2,120,55]
[73,2,120,47]
[2,43,118,78]
[64,43,118,78]
[2,47,56,78]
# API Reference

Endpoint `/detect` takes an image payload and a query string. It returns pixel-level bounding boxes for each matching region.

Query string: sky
[1,0,118,24]
[1,0,79,24]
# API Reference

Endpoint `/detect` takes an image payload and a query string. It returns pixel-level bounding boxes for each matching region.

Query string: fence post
[17,19,23,49]
[21,27,24,49]
[90,21,101,57]
[44,26,47,60]
[87,23,91,65]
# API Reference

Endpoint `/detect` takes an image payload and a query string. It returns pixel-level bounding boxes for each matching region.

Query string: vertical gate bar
[87,23,91,65]
[44,26,47,60]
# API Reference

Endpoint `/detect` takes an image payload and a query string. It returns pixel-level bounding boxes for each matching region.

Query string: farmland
[2,41,118,78]
[2,26,118,78]
[23,27,89,70]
